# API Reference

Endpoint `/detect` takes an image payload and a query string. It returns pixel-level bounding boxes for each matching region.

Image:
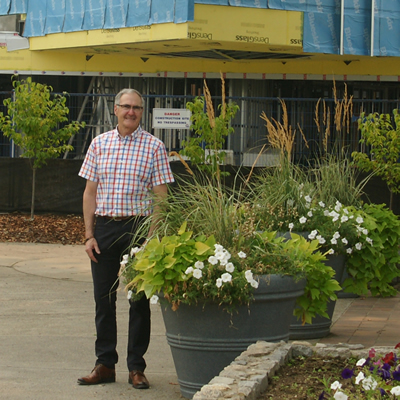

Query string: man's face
[114,92,144,135]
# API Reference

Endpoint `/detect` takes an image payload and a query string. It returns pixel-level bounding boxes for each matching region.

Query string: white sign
[152,108,191,129]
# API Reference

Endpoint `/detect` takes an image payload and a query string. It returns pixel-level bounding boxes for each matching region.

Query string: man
[77,88,174,389]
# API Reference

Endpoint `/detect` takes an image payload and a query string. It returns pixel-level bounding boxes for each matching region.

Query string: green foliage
[124,172,340,322]
[182,95,239,177]
[0,77,85,169]
[311,154,370,207]
[352,110,400,208]
[0,76,85,218]
[344,203,400,297]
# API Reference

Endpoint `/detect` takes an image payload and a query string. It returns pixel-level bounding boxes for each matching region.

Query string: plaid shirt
[78,126,174,217]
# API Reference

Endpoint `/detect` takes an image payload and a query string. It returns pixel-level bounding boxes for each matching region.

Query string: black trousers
[91,216,150,372]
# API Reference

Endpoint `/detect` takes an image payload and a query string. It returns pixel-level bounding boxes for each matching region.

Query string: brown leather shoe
[77,364,116,385]
[128,370,150,389]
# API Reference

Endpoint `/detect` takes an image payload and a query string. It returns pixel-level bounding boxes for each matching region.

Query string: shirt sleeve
[78,140,98,182]
[151,140,175,187]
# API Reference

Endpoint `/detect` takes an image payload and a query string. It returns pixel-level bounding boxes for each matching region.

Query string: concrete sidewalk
[0,242,181,400]
[1,242,399,400]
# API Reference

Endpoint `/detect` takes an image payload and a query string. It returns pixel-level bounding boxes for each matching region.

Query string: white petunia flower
[120,254,129,266]
[150,295,159,304]
[288,222,294,231]
[328,248,335,254]
[245,270,253,282]
[341,238,348,245]
[356,358,366,367]
[308,230,318,240]
[330,381,342,390]
[366,237,373,245]
[250,279,259,289]
[216,278,223,288]
[334,205,342,213]
[390,386,400,396]
[193,269,203,279]
[299,216,307,224]
[238,251,247,259]
[185,266,194,275]
[225,263,235,273]
[333,232,340,239]
[346,248,353,254]
[362,229,368,235]
[343,208,349,214]
[307,211,313,217]
[317,235,326,244]
[331,238,337,245]
[333,392,348,400]
[304,195,312,203]
[341,215,349,223]
[356,216,364,224]
[324,210,330,216]
[208,256,218,265]
[221,272,232,282]
[130,247,141,256]
[355,243,362,250]
[214,244,224,252]
[318,201,325,208]
[362,376,377,390]
[194,261,205,270]
[215,250,225,260]
[355,371,365,384]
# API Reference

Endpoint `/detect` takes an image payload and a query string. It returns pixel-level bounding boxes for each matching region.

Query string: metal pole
[340,0,344,55]
[371,0,375,56]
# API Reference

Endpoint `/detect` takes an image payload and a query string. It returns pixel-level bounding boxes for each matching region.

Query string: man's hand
[85,237,101,262]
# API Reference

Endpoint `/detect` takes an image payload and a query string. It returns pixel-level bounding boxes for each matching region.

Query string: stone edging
[193,341,396,400]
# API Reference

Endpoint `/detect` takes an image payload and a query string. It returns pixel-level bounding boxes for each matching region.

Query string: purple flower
[341,368,354,379]
[379,387,388,396]
[378,366,391,380]
[393,370,400,381]
[318,391,326,400]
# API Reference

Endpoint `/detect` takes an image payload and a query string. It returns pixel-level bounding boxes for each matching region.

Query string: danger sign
[152,108,191,129]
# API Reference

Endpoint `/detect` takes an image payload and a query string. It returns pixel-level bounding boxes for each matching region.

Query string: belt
[97,215,133,222]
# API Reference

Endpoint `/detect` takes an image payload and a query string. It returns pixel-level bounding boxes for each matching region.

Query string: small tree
[0,77,85,219]
[181,75,239,180]
[352,110,400,210]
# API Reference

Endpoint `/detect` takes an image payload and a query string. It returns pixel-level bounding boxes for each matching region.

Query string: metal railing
[1,91,399,165]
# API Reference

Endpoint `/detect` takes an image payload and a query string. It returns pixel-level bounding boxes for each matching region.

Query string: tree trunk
[30,167,36,220]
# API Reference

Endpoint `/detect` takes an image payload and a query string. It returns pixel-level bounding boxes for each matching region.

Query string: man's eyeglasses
[116,104,143,112]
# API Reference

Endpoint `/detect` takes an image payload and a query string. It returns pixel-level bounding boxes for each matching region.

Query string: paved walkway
[0,242,399,400]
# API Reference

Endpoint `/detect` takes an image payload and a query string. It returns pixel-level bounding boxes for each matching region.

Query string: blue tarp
[375,0,400,57]
[104,0,128,29]
[44,0,66,34]
[82,0,106,30]
[9,0,26,14]
[175,0,194,23]
[149,0,175,24]
[268,0,307,11]
[23,0,46,37]
[229,0,267,8]
[63,0,85,32]
[0,0,10,15]
[126,0,151,27]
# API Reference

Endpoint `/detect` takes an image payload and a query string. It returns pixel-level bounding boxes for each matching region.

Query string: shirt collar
[115,125,142,141]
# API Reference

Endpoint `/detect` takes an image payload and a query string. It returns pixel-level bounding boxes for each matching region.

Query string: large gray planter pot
[160,274,306,399]
[289,253,346,340]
